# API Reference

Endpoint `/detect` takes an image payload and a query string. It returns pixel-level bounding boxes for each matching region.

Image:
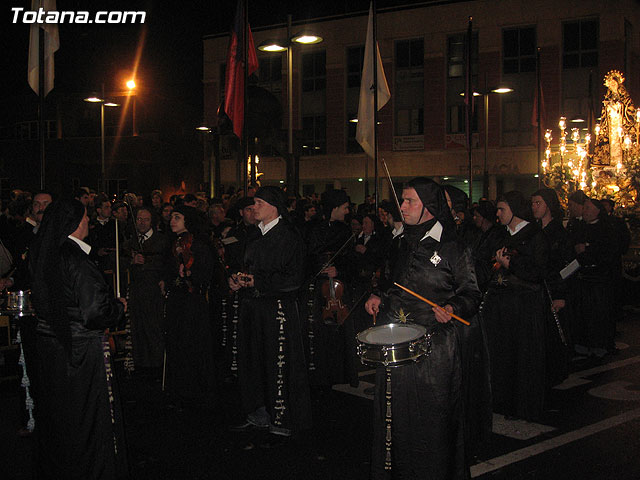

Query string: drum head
[357,323,426,345]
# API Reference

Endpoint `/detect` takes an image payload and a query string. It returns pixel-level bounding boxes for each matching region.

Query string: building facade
[203,0,640,202]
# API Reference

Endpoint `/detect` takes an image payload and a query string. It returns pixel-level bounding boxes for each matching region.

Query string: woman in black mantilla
[531,188,574,387]
[569,197,617,357]
[162,204,215,406]
[365,177,481,479]
[30,199,128,479]
[483,191,550,421]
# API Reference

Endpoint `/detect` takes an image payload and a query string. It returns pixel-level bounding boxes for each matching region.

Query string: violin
[173,233,195,291]
[492,248,518,271]
[321,276,349,325]
[319,251,349,325]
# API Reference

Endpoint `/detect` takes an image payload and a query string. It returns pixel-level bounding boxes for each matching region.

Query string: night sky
[2,0,445,125]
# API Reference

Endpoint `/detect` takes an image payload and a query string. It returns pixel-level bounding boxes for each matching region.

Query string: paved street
[4,307,640,479]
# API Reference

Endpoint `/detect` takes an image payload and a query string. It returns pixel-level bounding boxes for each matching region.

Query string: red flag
[531,85,545,146]
[223,0,258,138]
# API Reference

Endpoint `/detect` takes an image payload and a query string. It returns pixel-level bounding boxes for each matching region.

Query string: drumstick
[373,310,377,326]
[393,282,470,326]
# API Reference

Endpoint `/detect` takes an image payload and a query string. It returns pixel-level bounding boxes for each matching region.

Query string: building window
[563,19,598,69]
[446,32,478,134]
[302,51,326,92]
[395,38,424,137]
[301,115,326,155]
[346,46,365,153]
[256,54,283,95]
[447,33,478,78]
[347,46,365,89]
[503,27,536,74]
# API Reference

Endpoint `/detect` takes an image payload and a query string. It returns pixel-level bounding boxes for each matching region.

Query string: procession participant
[531,188,574,386]
[215,196,259,383]
[566,190,587,244]
[161,205,215,407]
[123,207,170,377]
[365,177,481,479]
[483,191,550,421]
[570,197,617,357]
[230,186,311,440]
[306,189,358,388]
[352,214,388,332]
[600,198,631,321]
[30,199,128,479]
[470,200,504,291]
[444,184,479,247]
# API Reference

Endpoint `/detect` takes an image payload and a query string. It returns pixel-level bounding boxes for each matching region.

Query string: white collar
[139,228,154,240]
[258,216,281,235]
[420,221,443,242]
[507,219,529,236]
[392,224,404,238]
[67,235,92,255]
[97,217,109,225]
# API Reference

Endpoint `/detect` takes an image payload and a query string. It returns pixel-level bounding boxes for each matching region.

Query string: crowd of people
[1,180,632,479]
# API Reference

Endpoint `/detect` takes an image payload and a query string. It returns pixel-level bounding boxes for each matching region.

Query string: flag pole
[536,47,541,189]
[372,0,379,211]
[465,17,473,207]
[242,0,249,196]
[39,26,45,190]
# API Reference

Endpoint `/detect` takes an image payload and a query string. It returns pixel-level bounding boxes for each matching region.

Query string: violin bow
[312,233,356,280]
[381,158,405,224]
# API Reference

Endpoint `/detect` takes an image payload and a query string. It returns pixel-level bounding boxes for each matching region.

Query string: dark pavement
[4,309,640,479]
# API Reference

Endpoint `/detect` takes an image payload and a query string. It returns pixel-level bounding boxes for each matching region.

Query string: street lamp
[127,79,137,136]
[84,86,120,191]
[258,17,323,195]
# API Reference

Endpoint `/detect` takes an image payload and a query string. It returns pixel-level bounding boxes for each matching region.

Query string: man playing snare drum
[365,177,481,479]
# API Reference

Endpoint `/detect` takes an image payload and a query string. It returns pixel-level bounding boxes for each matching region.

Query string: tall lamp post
[258,18,323,196]
[461,84,513,199]
[84,86,120,192]
[127,79,138,136]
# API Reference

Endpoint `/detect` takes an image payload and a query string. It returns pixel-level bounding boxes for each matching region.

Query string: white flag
[356,2,390,158]
[28,0,60,96]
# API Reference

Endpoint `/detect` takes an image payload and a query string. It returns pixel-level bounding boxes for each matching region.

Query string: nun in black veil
[30,199,128,479]
[365,177,481,480]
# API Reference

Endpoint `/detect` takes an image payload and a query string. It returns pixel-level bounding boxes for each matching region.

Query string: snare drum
[356,323,431,367]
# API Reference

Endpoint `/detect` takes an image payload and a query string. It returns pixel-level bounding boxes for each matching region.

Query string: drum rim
[356,322,426,345]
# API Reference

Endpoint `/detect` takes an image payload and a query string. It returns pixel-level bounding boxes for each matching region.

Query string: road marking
[554,355,640,390]
[333,381,374,400]
[471,407,640,477]
[492,414,555,440]
[588,381,640,401]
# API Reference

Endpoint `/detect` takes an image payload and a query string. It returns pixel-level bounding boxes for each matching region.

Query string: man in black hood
[364,177,481,479]
[229,186,312,443]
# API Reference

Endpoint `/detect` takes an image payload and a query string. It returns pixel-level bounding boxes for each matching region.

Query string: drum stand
[385,367,392,470]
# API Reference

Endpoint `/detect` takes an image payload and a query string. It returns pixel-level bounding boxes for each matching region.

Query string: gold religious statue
[592,70,637,167]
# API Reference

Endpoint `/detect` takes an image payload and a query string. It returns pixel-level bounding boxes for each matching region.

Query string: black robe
[163,234,215,402]
[238,219,312,433]
[541,218,573,386]
[372,221,481,480]
[123,230,170,368]
[570,218,617,351]
[32,239,127,479]
[305,219,359,388]
[483,222,550,420]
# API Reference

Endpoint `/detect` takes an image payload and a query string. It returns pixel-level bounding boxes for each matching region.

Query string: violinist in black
[230,186,311,439]
[306,189,359,388]
[162,205,215,406]
[483,191,550,421]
